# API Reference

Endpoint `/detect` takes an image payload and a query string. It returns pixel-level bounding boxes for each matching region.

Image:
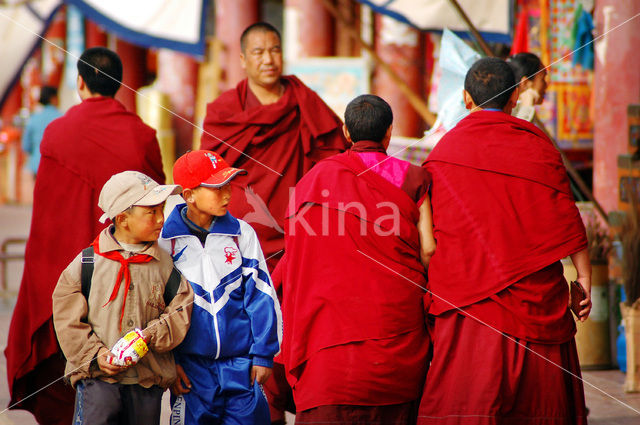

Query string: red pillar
[41,7,66,88]
[215,0,259,91]
[373,14,423,138]
[85,19,107,47]
[335,0,358,57]
[1,85,22,126]
[593,1,640,212]
[114,38,147,112]
[285,0,334,57]
[157,50,199,156]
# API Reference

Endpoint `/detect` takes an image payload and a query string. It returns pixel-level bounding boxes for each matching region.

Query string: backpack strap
[80,246,95,323]
[163,267,182,306]
[80,246,95,300]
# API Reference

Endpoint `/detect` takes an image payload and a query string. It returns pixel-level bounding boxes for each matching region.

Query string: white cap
[98,171,181,223]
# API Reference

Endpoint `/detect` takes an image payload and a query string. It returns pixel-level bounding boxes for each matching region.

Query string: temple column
[373,15,423,137]
[284,0,334,59]
[215,0,259,90]
[85,19,107,48]
[114,38,147,112]
[157,50,199,156]
[593,0,640,212]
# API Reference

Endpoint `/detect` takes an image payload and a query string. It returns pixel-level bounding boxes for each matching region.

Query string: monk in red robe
[5,47,165,424]
[418,57,591,425]
[281,95,434,424]
[200,22,348,423]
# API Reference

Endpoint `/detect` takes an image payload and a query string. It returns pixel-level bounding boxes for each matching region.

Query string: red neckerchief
[92,235,154,331]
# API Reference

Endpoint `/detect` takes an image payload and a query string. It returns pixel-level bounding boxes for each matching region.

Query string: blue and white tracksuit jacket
[160,204,282,425]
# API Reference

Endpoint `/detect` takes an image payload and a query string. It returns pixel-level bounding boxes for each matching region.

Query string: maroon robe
[5,96,164,423]
[418,111,587,424]
[200,76,348,272]
[281,149,430,412]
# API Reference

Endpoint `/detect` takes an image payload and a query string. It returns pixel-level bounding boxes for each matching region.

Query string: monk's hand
[250,365,272,385]
[171,364,192,395]
[97,347,126,376]
[576,277,592,322]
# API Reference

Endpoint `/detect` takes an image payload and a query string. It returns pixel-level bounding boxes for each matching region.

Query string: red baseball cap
[173,150,247,190]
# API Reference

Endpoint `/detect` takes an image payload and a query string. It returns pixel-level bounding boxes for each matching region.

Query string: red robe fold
[5,97,164,421]
[282,151,429,410]
[419,111,588,424]
[424,110,586,342]
[200,76,348,271]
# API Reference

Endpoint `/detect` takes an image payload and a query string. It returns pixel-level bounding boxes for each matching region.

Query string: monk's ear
[462,90,476,111]
[519,76,531,90]
[505,86,520,113]
[240,51,247,71]
[382,125,393,149]
[342,125,353,144]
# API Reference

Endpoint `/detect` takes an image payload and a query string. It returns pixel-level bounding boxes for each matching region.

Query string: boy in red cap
[160,150,282,425]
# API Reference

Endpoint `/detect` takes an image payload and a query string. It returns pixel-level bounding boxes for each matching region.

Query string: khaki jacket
[52,226,193,388]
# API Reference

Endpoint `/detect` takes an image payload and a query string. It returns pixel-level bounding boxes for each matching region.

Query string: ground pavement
[0,203,638,424]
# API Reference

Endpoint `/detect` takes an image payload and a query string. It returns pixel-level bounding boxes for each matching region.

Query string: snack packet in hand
[108,328,148,366]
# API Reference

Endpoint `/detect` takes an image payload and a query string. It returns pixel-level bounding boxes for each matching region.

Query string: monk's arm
[570,247,592,321]
[417,197,437,268]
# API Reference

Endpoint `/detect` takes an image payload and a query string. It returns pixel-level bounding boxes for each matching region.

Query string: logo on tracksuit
[224,247,238,264]
[170,395,186,424]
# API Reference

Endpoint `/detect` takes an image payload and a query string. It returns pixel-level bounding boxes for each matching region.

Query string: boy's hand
[171,364,192,395]
[250,365,272,385]
[97,347,126,376]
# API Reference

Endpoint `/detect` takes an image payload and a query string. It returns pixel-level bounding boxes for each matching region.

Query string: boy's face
[119,204,165,243]
[190,184,232,217]
[189,184,231,217]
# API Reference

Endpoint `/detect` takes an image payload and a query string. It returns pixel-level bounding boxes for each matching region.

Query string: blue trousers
[170,356,270,425]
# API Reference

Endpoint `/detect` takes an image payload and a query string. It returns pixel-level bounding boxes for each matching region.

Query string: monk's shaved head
[464,57,516,110]
[344,94,393,143]
[241,22,281,53]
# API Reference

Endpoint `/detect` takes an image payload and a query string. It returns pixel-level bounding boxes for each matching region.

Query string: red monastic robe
[281,150,430,411]
[5,97,164,423]
[200,76,348,272]
[418,111,588,424]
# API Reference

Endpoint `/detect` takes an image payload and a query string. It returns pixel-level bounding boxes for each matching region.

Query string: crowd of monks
[6,22,591,425]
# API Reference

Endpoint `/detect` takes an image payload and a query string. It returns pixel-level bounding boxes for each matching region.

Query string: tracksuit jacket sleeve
[239,223,283,368]
[143,274,194,353]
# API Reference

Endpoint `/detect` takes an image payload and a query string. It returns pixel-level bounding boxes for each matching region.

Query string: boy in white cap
[160,150,282,425]
[52,170,194,425]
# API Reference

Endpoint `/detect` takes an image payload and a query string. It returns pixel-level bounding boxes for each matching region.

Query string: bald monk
[200,22,348,424]
[5,47,165,425]
[418,57,591,425]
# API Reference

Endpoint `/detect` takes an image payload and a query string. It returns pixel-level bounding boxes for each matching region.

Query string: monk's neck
[248,80,284,105]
